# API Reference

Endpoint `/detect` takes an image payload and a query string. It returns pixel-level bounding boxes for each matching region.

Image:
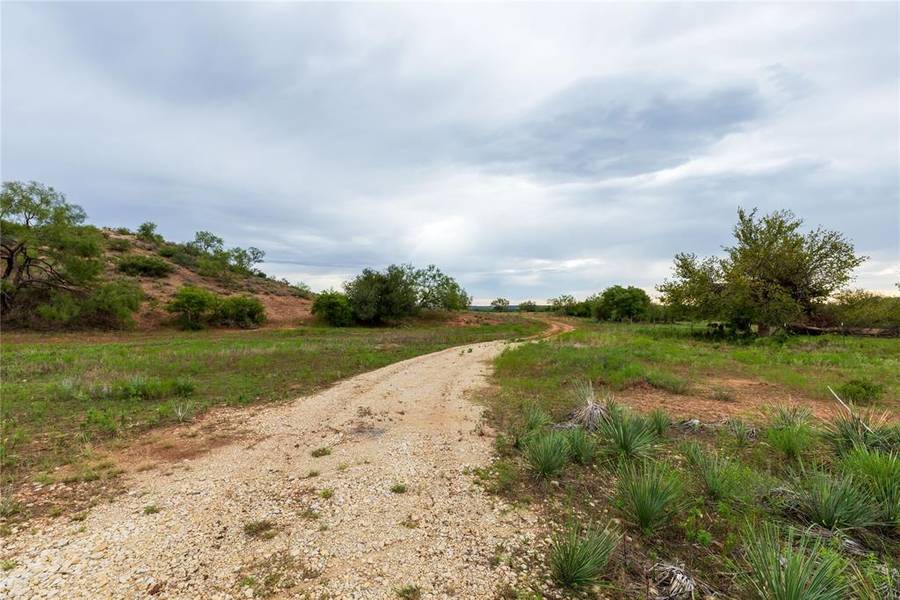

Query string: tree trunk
[757,323,771,337]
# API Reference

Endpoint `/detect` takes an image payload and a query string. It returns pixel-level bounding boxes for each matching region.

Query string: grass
[142,503,160,515]
[765,407,816,462]
[390,483,407,494]
[795,471,877,530]
[1,318,542,488]
[394,584,421,599]
[310,447,332,458]
[319,488,334,499]
[615,461,684,534]
[687,446,745,502]
[564,427,596,465]
[742,523,848,600]
[243,519,277,539]
[597,412,656,462]
[549,522,619,588]
[523,431,570,477]
[840,446,900,525]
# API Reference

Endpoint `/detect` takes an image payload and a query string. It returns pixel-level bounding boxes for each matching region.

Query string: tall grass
[647,408,671,437]
[825,411,899,456]
[565,427,597,465]
[841,447,900,526]
[524,431,570,477]
[615,461,683,534]
[766,405,816,461]
[598,412,656,462]
[742,523,848,600]
[688,448,744,502]
[549,522,619,588]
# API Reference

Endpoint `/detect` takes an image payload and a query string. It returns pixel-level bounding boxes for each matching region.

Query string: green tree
[189,231,224,254]
[491,297,510,312]
[414,264,471,310]
[595,285,651,322]
[166,285,219,330]
[518,300,538,312]
[1,181,103,313]
[312,289,354,326]
[345,264,418,323]
[549,294,576,314]
[658,208,866,334]
[136,222,163,245]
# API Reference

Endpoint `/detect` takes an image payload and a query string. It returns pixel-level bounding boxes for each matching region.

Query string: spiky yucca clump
[742,523,848,600]
[565,427,597,465]
[524,431,570,477]
[848,560,899,600]
[523,405,552,433]
[765,406,815,461]
[599,412,656,462]
[826,411,898,456]
[795,471,876,530]
[615,461,683,534]
[648,408,671,437]
[549,522,620,588]
[841,446,900,527]
[691,448,744,502]
[726,418,754,447]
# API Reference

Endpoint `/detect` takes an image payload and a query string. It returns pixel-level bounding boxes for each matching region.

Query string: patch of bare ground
[617,378,841,422]
[2,341,545,599]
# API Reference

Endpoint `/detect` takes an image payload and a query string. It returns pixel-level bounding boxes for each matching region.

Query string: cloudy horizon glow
[3,2,898,303]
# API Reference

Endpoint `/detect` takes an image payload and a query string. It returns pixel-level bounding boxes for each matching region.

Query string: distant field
[1,316,543,488]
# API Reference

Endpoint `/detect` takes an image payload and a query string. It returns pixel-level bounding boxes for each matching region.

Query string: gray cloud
[2,2,897,302]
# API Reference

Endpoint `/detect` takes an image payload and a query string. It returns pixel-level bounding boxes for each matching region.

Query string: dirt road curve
[3,333,558,599]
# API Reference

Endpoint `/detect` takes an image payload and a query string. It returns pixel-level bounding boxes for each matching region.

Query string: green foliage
[741,523,848,600]
[523,405,552,433]
[107,238,131,252]
[687,446,745,502]
[840,447,899,526]
[765,406,816,461]
[565,427,597,465]
[644,370,690,394]
[615,461,684,534]
[117,254,173,277]
[524,431,570,477]
[647,409,671,436]
[549,522,619,588]
[214,295,266,328]
[166,286,219,330]
[414,264,470,310]
[658,207,866,333]
[836,379,884,406]
[594,285,651,322]
[491,297,511,312]
[598,412,656,462]
[795,471,876,530]
[136,222,163,245]
[158,244,178,258]
[518,300,538,312]
[825,412,899,456]
[312,290,354,326]
[822,289,900,328]
[345,265,418,323]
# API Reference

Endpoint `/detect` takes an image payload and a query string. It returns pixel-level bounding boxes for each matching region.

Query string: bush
[136,221,163,245]
[518,300,538,312]
[615,461,683,534]
[345,265,418,323]
[158,245,178,258]
[795,471,876,530]
[689,448,744,502]
[840,447,899,526]
[166,286,218,330]
[213,295,266,328]
[524,431,570,477]
[565,427,597,465]
[836,379,885,406]
[549,522,619,588]
[766,406,815,461]
[312,290,354,326]
[118,254,173,277]
[598,412,656,462]
[647,409,671,437]
[108,238,131,252]
[742,522,848,600]
[826,411,899,456]
[79,280,143,328]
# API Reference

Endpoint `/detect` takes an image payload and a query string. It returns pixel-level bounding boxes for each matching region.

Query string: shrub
[741,522,848,600]
[549,522,619,588]
[158,245,178,258]
[766,406,815,461]
[108,238,131,252]
[390,483,407,494]
[726,418,754,447]
[825,411,898,456]
[117,254,173,277]
[312,290,354,326]
[523,405,552,433]
[79,280,143,328]
[615,461,683,534]
[565,427,597,465]
[136,221,163,245]
[690,449,744,502]
[836,379,884,406]
[524,431,570,477]
[345,265,418,323]
[795,471,876,530]
[647,409,671,437]
[598,413,656,462]
[166,285,218,330]
[840,447,899,526]
[213,295,266,328]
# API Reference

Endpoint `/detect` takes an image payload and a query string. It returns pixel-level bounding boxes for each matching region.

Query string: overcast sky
[3,2,898,302]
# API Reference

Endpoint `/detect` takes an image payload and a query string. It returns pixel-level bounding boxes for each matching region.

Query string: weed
[565,427,596,465]
[394,584,422,599]
[647,408,671,437]
[548,522,619,588]
[1,559,16,571]
[523,405,552,433]
[523,431,569,477]
[644,370,690,394]
[598,413,656,462]
[689,448,744,502]
[616,461,684,534]
[836,379,885,406]
[725,418,754,447]
[306,470,320,478]
[390,483,408,494]
[243,519,277,539]
[841,446,899,525]
[741,522,848,600]
[311,447,332,458]
[710,386,735,402]
[143,504,160,515]
[319,488,334,499]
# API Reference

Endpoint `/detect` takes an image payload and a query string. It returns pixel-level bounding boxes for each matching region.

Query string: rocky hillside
[101,229,312,329]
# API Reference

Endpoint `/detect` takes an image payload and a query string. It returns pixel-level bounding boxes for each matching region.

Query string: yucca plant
[741,522,848,600]
[795,471,876,530]
[647,408,671,437]
[766,423,815,461]
[771,405,813,429]
[565,427,597,465]
[692,449,743,502]
[599,413,656,462]
[726,418,754,447]
[615,461,683,534]
[523,404,552,433]
[825,410,898,456]
[841,446,900,527]
[549,522,620,588]
[524,431,570,477]
[848,559,899,600]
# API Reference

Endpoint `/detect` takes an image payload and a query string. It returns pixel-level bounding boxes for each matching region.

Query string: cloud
[1,2,897,303]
